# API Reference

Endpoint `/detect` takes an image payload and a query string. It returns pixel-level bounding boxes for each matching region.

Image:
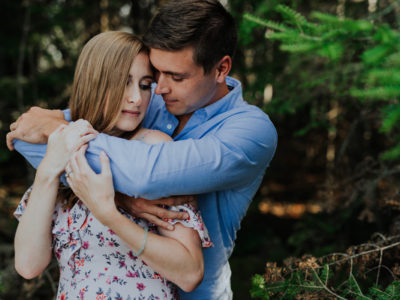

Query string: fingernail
[168,225,174,230]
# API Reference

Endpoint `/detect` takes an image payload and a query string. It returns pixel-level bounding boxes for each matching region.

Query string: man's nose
[154,74,170,95]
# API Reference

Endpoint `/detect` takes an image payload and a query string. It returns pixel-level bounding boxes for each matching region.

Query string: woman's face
[115,52,153,132]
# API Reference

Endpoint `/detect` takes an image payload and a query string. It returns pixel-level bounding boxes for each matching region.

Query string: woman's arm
[67,147,204,292]
[14,164,59,279]
[14,121,97,279]
[105,210,204,292]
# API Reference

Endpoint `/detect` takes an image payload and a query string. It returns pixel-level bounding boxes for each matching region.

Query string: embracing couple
[8,0,277,299]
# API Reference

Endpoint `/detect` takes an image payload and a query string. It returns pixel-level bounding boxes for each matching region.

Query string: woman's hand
[66,146,117,225]
[42,119,97,176]
[115,195,192,230]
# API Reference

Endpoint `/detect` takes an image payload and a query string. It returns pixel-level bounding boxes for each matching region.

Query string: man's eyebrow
[162,71,189,77]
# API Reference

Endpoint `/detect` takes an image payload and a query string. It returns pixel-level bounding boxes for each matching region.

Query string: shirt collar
[157,76,244,127]
[194,76,243,121]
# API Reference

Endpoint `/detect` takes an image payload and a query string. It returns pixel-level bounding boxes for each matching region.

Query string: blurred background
[1,0,400,299]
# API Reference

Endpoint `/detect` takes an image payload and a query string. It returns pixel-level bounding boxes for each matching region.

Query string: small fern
[243,14,290,32]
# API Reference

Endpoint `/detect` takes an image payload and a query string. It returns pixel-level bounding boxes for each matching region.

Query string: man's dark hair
[143,0,237,74]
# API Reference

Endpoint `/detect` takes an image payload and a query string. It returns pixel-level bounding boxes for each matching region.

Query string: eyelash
[172,77,183,82]
[140,84,152,90]
[126,78,152,90]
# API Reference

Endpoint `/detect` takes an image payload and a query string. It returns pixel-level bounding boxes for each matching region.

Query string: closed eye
[172,76,184,82]
[140,84,152,90]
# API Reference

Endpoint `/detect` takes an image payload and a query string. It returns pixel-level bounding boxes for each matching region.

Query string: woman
[14,31,212,299]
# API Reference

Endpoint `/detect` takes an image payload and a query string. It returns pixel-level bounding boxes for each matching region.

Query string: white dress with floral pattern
[14,188,213,300]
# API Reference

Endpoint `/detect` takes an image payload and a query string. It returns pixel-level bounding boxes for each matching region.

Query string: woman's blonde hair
[69,31,147,134]
[62,32,147,207]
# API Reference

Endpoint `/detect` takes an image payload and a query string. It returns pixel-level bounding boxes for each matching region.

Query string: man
[7,0,277,299]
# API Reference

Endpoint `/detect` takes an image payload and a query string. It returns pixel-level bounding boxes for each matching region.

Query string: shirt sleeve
[14,109,277,200]
[164,204,213,248]
[12,108,71,171]
[83,110,277,199]
[63,108,71,121]
[14,186,33,221]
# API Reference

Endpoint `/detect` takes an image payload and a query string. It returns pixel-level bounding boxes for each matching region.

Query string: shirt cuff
[63,109,71,122]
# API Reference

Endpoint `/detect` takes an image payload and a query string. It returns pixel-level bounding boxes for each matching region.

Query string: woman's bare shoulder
[133,128,172,145]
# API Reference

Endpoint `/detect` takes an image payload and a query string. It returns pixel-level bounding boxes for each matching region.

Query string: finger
[48,124,67,142]
[65,162,72,174]
[9,122,17,131]
[6,131,16,151]
[99,151,111,176]
[152,195,192,206]
[73,119,95,136]
[140,213,175,231]
[77,144,88,153]
[78,122,98,135]
[69,151,80,176]
[65,174,75,190]
[150,205,189,220]
[51,123,67,136]
[74,133,97,150]
[81,133,97,143]
[66,175,84,205]
[81,129,98,137]
[74,146,95,176]
[55,123,67,132]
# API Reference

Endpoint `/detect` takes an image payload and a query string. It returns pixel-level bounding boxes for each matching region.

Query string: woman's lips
[122,110,140,116]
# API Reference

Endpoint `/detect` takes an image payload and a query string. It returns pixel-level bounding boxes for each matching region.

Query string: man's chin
[165,106,182,116]
[164,104,195,117]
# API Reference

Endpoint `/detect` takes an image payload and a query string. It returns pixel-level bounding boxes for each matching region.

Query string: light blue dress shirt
[14,76,277,299]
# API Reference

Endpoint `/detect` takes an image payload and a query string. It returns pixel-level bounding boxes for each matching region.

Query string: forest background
[1,0,400,299]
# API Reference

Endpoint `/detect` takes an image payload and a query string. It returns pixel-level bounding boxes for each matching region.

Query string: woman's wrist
[36,162,61,183]
[96,201,120,227]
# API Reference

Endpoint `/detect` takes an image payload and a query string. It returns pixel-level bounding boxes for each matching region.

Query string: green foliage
[251,269,400,299]
[367,281,400,299]
[239,4,400,298]
[251,262,400,299]
[248,229,400,299]
[250,274,270,299]
[243,4,400,160]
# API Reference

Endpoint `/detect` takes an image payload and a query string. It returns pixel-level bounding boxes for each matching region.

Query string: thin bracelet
[132,225,148,257]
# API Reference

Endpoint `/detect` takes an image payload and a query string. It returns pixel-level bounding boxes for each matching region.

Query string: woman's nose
[127,89,142,105]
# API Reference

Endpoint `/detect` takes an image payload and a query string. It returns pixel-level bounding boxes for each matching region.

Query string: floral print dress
[14,187,213,300]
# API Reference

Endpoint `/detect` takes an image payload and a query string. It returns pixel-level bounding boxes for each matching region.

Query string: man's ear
[215,55,232,83]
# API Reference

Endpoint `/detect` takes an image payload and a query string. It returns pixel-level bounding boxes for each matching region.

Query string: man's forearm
[42,112,68,140]
[7,107,66,150]
[83,115,277,199]
[14,108,277,199]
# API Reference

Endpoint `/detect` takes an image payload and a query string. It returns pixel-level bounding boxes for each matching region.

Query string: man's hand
[115,194,196,230]
[7,106,67,150]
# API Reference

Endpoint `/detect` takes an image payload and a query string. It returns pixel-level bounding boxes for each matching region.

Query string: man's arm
[13,108,277,200]
[76,111,276,199]
[9,107,193,229]
[6,107,67,150]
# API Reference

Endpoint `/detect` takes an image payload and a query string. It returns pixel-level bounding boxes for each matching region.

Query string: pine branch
[243,14,290,32]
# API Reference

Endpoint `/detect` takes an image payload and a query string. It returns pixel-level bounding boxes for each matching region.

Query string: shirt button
[167,124,172,130]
